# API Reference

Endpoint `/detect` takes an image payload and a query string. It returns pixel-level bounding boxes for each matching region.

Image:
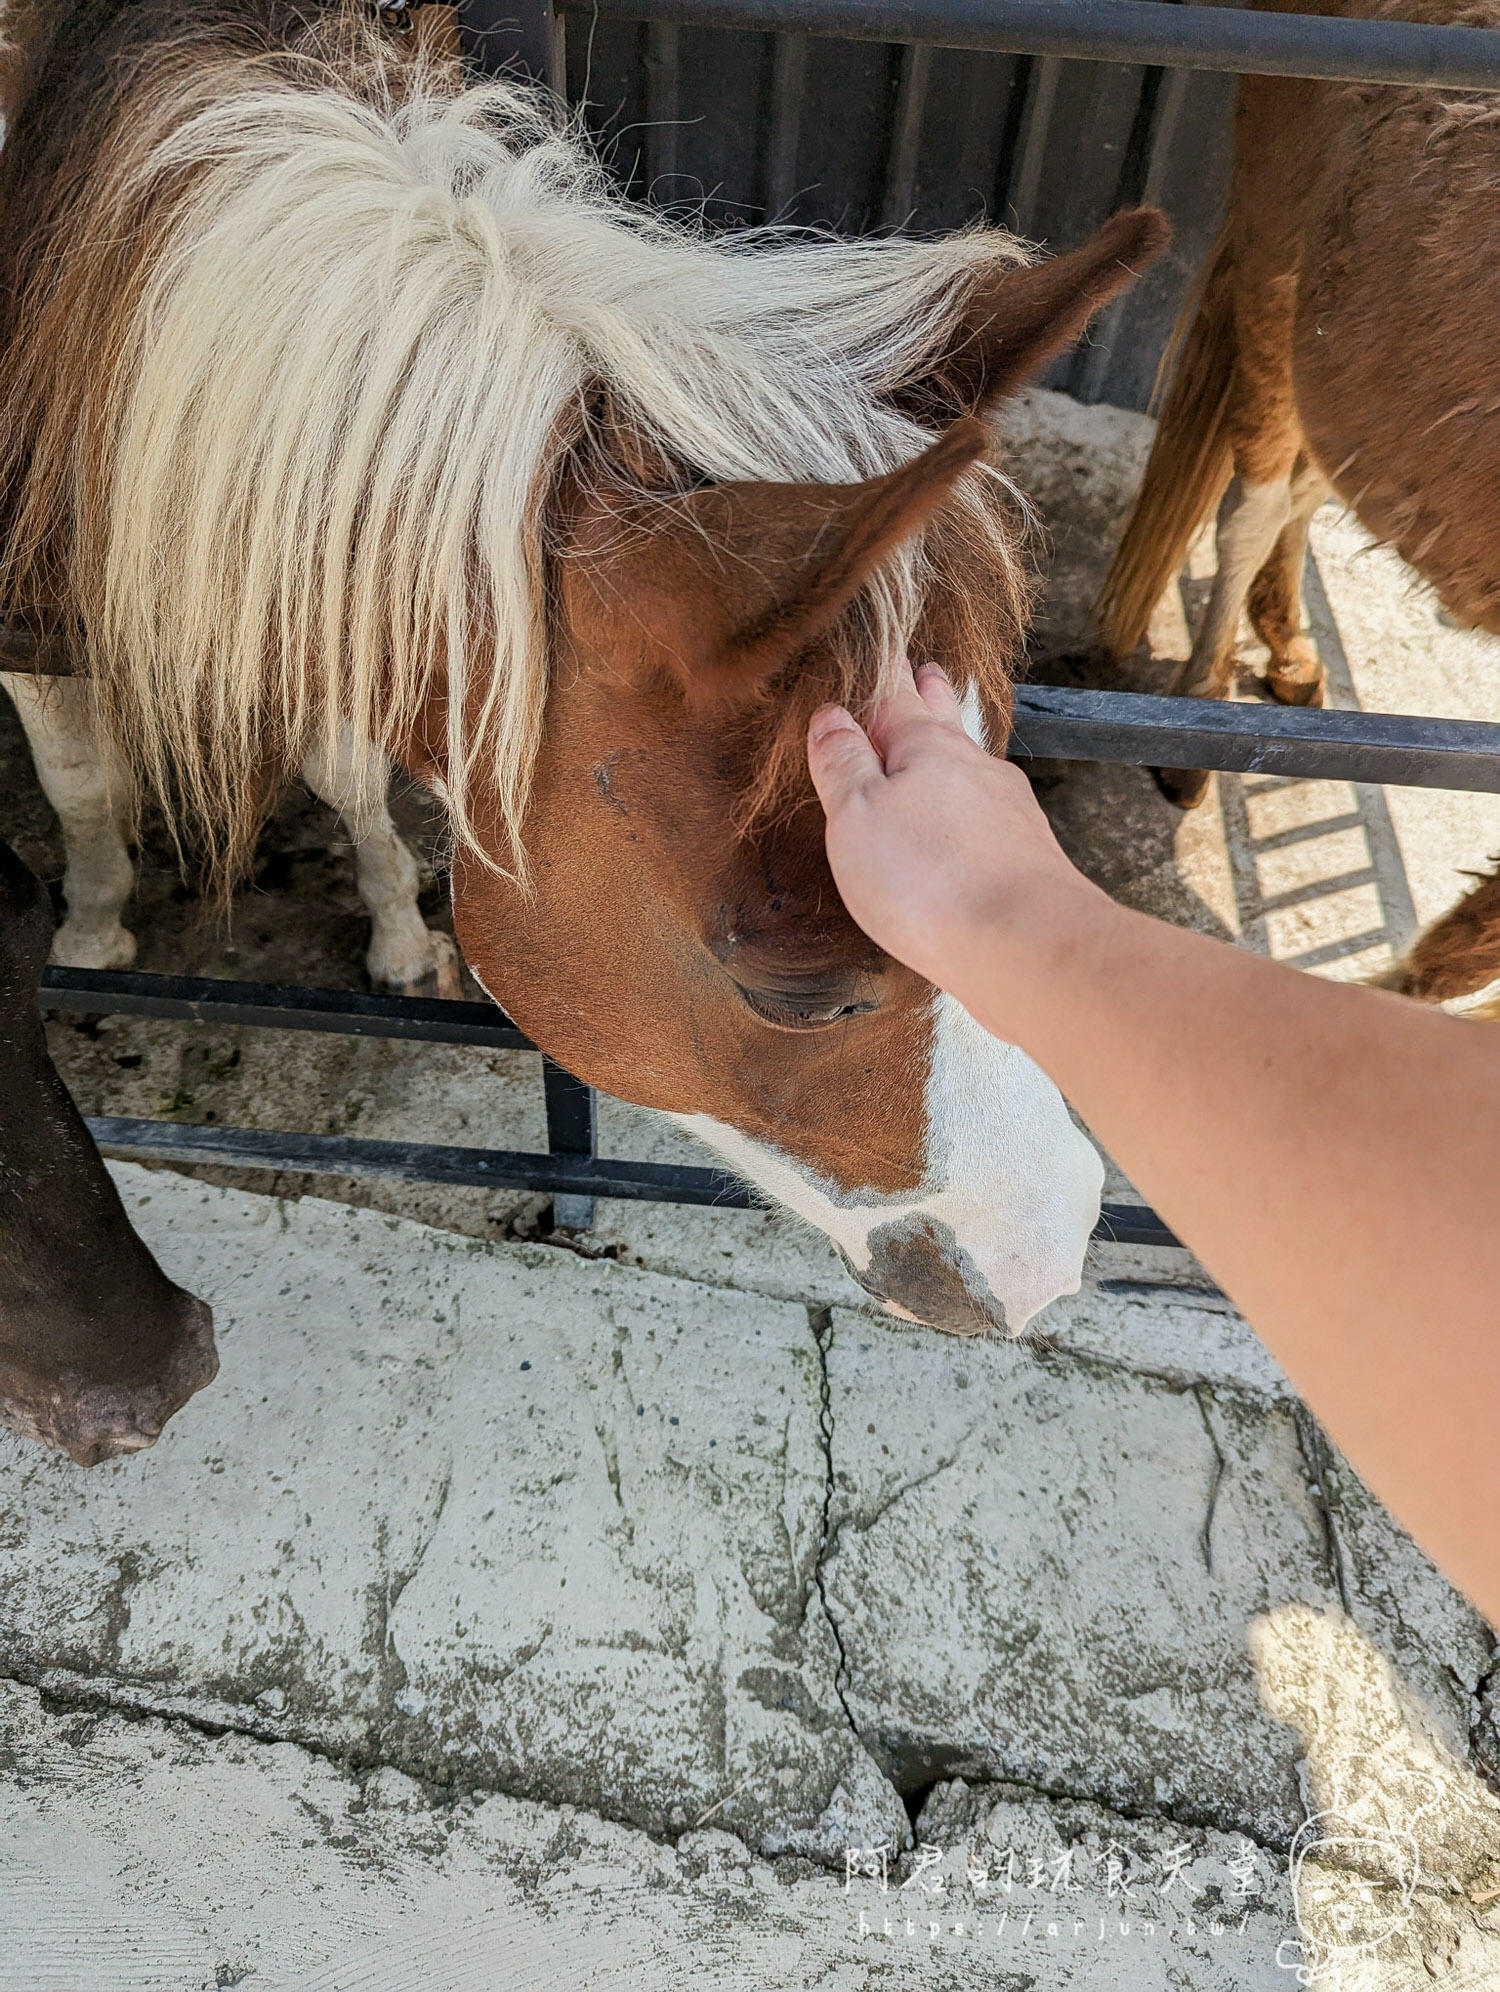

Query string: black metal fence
[54,675,1500,1258]
[50,963,1181,1248]
[37,0,1500,1265]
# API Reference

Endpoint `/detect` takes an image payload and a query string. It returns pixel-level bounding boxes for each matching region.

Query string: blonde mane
[0,3,1030,880]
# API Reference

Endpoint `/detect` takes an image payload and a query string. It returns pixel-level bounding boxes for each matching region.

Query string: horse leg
[1155,475,1295,807]
[1156,174,1306,809]
[1,668,137,969]
[300,723,462,999]
[1248,457,1333,708]
[1168,473,1295,704]
[0,839,216,1464]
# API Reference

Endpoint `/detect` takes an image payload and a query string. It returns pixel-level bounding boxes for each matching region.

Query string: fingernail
[808,704,859,744]
[916,662,952,686]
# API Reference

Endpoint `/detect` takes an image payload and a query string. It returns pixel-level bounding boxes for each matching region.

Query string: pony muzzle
[838,1215,1011,1335]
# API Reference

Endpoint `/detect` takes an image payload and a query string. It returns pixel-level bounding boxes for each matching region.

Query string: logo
[1276,1753,1439,1988]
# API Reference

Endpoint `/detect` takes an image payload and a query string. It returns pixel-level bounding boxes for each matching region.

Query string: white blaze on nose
[915,992,1102,1326]
[672,995,1101,1334]
[894,681,1102,1323]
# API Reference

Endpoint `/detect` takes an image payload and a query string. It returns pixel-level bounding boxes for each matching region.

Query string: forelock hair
[0,1,1031,883]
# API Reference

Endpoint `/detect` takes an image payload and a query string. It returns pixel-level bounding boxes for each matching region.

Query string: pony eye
[734,982,880,1031]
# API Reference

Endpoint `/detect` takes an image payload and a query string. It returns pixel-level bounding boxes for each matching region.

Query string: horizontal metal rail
[28,695,1500,821]
[40,966,534,1050]
[86,1115,1181,1247]
[1009,685,1500,790]
[42,679,1500,1256]
[556,0,1500,91]
[87,1116,752,1207]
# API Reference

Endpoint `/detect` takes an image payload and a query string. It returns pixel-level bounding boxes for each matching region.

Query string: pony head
[420,194,1165,1332]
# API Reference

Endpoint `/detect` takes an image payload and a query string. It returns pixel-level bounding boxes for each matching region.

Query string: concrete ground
[4,388,1500,1988]
[7,1168,1500,1989]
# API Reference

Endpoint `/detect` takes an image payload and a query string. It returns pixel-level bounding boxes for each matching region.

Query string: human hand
[806,662,1101,1010]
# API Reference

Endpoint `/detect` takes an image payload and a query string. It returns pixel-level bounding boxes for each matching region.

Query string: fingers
[865,660,970,765]
[807,704,882,815]
[809,663,972,814]
[914,662,963,720]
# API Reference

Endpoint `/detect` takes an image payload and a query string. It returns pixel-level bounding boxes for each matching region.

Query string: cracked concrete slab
[819,1307,1492,1852]
[0,1167,1489,1907]
[0,1166,903,1864]
[0,1682,1294,1991]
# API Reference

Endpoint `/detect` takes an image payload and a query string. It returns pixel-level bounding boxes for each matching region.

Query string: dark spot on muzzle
[840,1216,1008,1336]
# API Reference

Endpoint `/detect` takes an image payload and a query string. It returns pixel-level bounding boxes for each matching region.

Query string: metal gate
[41,0,1500,1257]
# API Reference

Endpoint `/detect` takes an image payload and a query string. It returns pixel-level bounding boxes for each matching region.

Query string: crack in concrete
[1025,1331,1286,1409]
[529,1230,1284,1409]
[796,1307,1297,1855]
[9,1663,746,1864]
[18,1667,470,1809]
[1472,1648,1500,1797]
[841,1444,967,1540]
[5,1658,1297,1865]
[370,1467,453,1710]
[806,1306,861,1749]
[97,1550,147,1670]
[1293,1404,1352,1614]
[1193,1386,1228,1577]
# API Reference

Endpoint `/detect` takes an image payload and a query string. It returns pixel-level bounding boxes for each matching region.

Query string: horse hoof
[425,933,465,1000]
[0,1300,218,1467]
[1264,669,1326,709]
[372,931,464,1001]
[1153,765,1213,810]
[50,921,138,971]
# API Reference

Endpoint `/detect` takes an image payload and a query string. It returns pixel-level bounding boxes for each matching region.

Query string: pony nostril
[841,1217,1009,1336]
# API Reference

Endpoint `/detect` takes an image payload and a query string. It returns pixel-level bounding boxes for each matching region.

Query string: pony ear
[564,417,989,708]
[899,206,1170,423]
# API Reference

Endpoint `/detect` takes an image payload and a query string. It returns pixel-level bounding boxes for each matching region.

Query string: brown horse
[1095,0,1500,1003]
[0,0,1166,1353]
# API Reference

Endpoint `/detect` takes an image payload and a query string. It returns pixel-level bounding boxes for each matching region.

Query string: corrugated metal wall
[465,5,1236,410]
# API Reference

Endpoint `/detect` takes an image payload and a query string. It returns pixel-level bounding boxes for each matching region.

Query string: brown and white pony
[1096,0,1500,1005]
[0,0,1164,1341]
[0,0,461,995]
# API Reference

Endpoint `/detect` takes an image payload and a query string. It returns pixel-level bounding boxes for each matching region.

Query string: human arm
[807,663,1500,1625]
